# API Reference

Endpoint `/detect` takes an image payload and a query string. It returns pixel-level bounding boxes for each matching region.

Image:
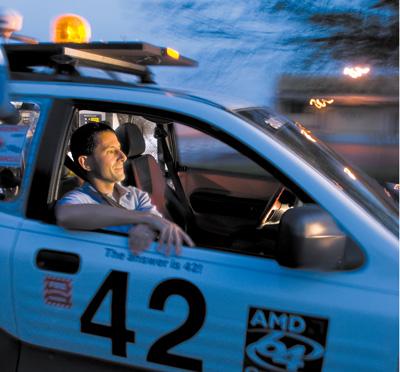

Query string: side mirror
[277,205,364,271]
[0,45,19,123]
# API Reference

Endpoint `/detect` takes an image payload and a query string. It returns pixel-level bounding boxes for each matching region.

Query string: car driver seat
[115,123,189,230]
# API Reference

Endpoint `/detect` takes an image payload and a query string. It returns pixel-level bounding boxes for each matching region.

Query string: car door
[14,221,194,371]
[12,219,398,372]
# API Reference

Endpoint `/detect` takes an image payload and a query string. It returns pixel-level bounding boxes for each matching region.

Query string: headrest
[115,123,146,158]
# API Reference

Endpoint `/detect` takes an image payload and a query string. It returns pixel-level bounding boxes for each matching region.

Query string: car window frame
[29,98,314,215]
[171,121,275,180]
[27,99,332,259]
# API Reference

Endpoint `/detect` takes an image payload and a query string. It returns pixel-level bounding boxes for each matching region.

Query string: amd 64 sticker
[243,307,328,372]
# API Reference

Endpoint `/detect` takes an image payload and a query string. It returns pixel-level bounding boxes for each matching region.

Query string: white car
[0,38,398,372]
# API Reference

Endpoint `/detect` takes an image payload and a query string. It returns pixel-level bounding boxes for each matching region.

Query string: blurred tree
[124,0,397,85]
[272,0,399,68]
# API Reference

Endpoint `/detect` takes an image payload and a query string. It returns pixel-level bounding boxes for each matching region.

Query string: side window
[174,123,264,176]
[175,123,267,176]
[0,102,40,201]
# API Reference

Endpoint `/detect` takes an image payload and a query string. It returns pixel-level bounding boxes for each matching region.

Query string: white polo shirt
[57,182,161,234]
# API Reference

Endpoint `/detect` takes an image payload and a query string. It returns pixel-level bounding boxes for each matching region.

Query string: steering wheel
[258,186,289,229]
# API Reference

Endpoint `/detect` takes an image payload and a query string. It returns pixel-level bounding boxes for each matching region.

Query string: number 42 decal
[80,270,206,371]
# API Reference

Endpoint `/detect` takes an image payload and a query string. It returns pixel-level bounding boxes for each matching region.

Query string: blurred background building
[276,74,399,183]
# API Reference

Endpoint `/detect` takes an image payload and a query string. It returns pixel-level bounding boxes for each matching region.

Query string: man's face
[85,131,127,184]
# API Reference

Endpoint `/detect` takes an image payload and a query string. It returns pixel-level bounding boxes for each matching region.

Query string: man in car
[55,122,194,256]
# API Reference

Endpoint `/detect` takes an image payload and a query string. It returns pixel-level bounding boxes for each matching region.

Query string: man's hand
[128,224,157,255]
[129,216,194,256]
[143,214,194,256]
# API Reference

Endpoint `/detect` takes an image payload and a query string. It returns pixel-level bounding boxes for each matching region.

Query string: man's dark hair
[70,122,115,165]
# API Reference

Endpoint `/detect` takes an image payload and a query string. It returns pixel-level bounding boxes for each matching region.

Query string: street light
[343,66,370,79]
[309,98,334,109]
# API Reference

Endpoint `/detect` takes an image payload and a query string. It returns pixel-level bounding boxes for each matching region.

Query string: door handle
[36,249,80,274]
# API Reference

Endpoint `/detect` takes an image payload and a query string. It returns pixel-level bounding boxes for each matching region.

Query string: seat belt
[154,126,195,224]
[155,132,166,174]
[64,154,87,182]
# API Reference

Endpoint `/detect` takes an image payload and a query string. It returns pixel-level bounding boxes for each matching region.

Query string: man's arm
[55,204,194,254]
[55,203,153,230]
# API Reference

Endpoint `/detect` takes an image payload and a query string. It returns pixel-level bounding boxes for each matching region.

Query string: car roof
[170,88,258,111]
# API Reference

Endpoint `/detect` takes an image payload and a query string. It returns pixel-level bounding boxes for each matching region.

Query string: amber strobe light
[51,14,91,43]
[166,47,180,60]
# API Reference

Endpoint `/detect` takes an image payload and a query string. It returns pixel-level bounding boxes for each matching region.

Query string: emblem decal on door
[44,276,72,308]
[243,307,328,372]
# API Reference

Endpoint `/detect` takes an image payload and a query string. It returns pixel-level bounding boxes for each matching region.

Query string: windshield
[236,107,398,236]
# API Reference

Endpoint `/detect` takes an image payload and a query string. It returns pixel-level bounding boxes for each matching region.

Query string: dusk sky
[1,0,298,104]
[0,0,383,105]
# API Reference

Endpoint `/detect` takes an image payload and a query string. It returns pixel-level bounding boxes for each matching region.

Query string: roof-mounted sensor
[5,42,198,84]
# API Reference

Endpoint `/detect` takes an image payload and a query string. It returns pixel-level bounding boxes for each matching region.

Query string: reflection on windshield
[236,107,398,236]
